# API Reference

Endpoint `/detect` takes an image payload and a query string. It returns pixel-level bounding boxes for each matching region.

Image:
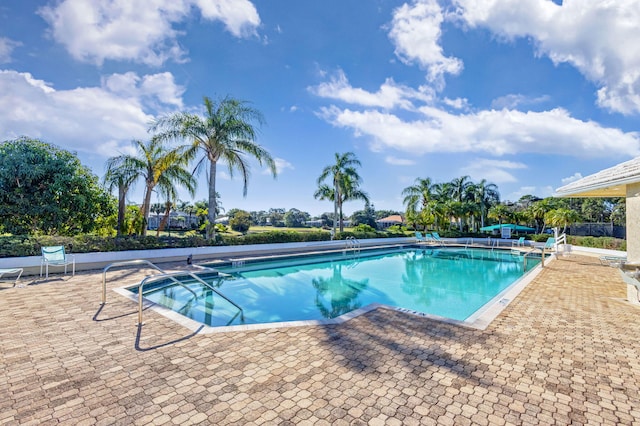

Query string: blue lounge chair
[431,232,446,245]
[40,246,75,278]
[415,232,427,243]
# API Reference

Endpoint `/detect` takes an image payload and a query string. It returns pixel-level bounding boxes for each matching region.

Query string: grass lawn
[248,226,331,234]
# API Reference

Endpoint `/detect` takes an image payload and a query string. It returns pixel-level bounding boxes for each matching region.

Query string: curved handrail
[137,270,243,325]
[102,259,175,304]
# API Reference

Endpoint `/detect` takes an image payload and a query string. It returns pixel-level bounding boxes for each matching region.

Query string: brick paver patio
[1,255,639,425]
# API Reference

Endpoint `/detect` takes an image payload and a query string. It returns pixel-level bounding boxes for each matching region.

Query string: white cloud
[102,72,185,109]
[194,0,260,37]
[319,104,640,159]
[263,157,294,175]
[388,0,463,87]
[385,156,416,166]
[0,69,185,157]
[38,0,260,66]
[443,97,469,110]
[460,158,527,184]
[0,38,21,64]
[561,172,583,185]
[308,69,434,109]
[454,0,640,115]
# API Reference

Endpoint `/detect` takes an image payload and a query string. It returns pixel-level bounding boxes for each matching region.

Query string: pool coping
[112,247,549,333]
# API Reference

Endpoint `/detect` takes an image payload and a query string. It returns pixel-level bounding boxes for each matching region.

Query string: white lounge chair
[0,268,23,286]
[40,246,75,278]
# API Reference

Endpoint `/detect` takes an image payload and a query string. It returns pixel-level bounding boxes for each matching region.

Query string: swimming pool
[128,247,541,329]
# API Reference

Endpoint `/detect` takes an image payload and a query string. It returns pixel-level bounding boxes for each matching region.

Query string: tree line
[0,94,626,238]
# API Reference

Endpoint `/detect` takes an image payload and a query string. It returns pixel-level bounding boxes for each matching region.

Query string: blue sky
[1,0,639,216]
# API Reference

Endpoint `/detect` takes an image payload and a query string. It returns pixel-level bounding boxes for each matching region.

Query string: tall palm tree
[402,177,437,231]
[150,95,277,239]
[316,152,368,234]
[450,175,472,203]
[469,179,500,229]
[105,138,195,236]
[103,162,138,236]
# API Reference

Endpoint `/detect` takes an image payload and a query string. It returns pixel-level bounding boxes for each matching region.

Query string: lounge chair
[600,255,626,267]
[512,237,525,247]
[431,232,446,245]
[541,237,556,252]
[415,232,427,243]
[40,245,75,278]
[0,268,23,286]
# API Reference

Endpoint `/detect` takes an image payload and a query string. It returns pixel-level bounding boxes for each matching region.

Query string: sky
[1,0,639,217]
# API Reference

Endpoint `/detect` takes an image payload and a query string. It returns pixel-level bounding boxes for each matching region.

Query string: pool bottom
[113,253,545,333]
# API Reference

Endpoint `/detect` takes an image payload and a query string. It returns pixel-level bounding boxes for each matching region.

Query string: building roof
[555,156,640,197]
[377,214,404,223]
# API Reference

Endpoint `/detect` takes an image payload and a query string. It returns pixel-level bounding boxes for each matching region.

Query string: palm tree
[545,208,580,234]
[402,177,436,231]
[469,179,500,229]
[450,176,472,203]
[488,204,513,227]
[104,138,195,236]
[316,152,368,234]
[103,161,138,236]
[150,95,277,239]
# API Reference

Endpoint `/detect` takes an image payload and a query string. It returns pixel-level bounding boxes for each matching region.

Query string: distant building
[376,215,404,229]
[147,211,198,230]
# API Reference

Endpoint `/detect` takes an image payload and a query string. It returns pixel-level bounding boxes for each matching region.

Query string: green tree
[284,208,310,227]
[316,152,369,234]
[105,138,195,236]
[545,208,580,233]
[151,95,277,239]
[351,201,377,229]
[402,177,436,231]
[488,204,513,226]
[229,210,252,234]
[103,157,138,236]
[469,179,500,229]
[0,137,114,235]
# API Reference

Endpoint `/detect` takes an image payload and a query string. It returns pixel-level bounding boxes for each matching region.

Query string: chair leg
[72,261,75,276]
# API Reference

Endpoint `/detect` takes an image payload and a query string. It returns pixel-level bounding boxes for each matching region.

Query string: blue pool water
[131,247,539,327]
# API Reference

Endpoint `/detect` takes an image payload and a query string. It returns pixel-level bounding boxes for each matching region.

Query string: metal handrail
[102,259,181,304]
[344,236,361,253]
[137,271,243,325]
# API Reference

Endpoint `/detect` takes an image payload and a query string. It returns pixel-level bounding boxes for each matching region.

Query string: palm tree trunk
[140,183,153,237]
[207,161,217,240]
[117,184,126,236]
[332,180,338,238]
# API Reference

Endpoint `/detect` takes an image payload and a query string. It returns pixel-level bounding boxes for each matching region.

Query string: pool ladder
[344,236,361,255]
[101,259,243,325]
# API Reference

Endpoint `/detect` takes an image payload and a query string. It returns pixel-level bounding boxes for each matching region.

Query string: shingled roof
[555,156,640,197]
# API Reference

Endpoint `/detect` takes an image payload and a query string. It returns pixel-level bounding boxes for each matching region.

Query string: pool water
[131,247,539,327]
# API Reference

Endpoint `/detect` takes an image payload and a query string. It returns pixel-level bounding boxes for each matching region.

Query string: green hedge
[0,232,625,258]
[0,231,332,258]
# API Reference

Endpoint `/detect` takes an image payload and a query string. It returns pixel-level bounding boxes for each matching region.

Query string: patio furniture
[600,255,626,267]
[512,237,526,247]
[40,246,75,278]
[0,268,23,286]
